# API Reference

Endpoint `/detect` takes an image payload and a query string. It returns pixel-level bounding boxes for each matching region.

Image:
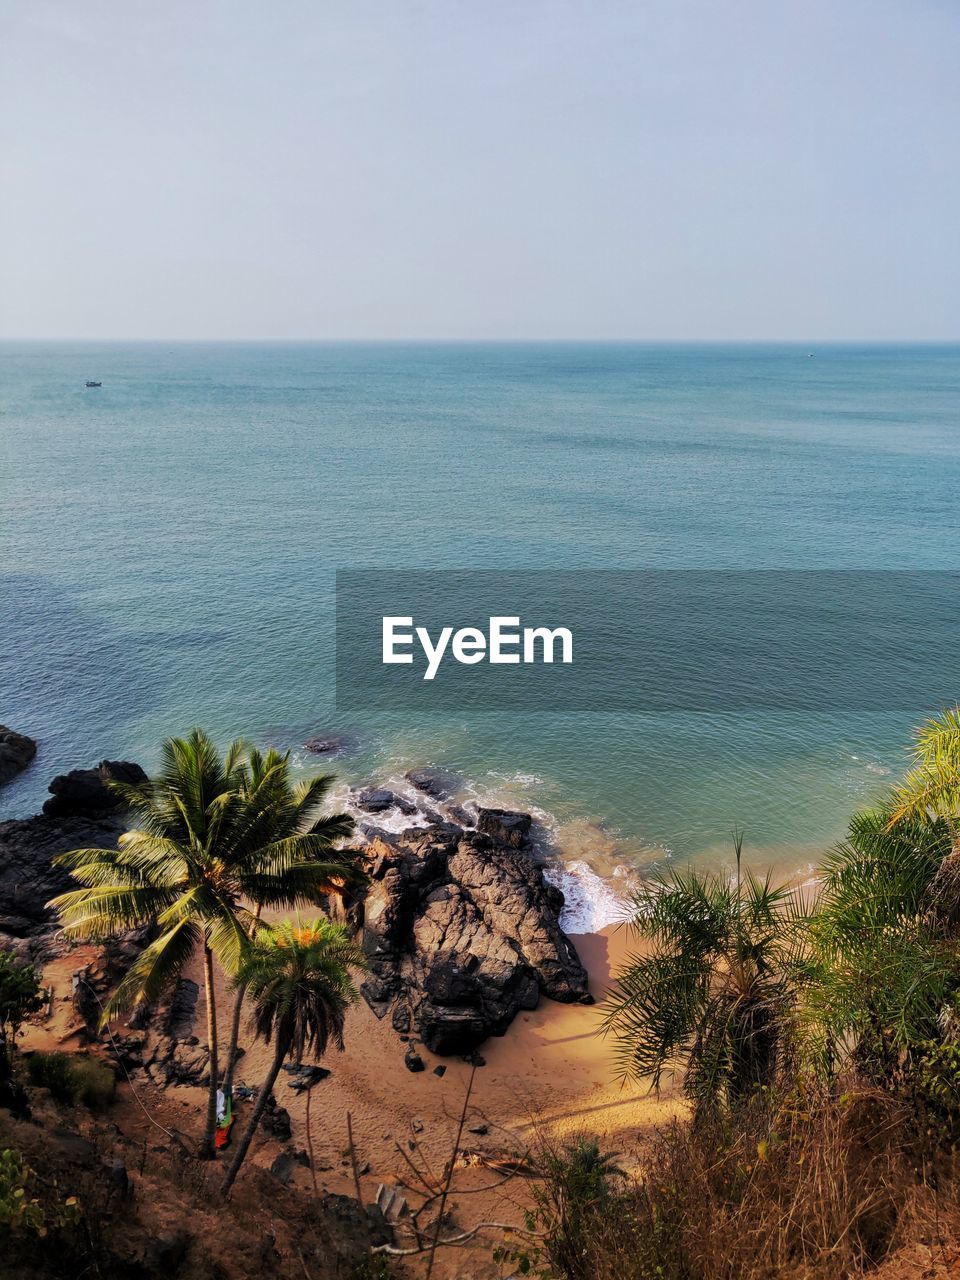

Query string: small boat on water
[85,380,102,387]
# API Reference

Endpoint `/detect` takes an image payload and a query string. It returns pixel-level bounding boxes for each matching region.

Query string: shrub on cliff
[522,1086,960,1280]
[27,1053,115,1110]
[0,953,43,1065]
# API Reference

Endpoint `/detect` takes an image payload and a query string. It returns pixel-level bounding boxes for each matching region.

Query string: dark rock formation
[0,726,36,786]
[159,978,201,1039]
[405,768,458,800]
[360,823,590,1055]
[404,1045,425,1072]
[355,786,416,815]
[476,807,532,848]
[282,1063,330,1092]
[303,733,356,757]
[445,803,476,828]
[0,810,126,960]
[145,1037,211,1087]
[270,1148,310,1184]
[261,1092,292,1141]
[43,759,147,818]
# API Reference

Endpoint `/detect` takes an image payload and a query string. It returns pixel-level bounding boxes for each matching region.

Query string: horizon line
[2,336,959,346]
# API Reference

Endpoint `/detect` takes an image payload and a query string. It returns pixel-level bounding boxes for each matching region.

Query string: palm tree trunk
[221,1040,287,1196]
[222,904,262,1094]
[200,940,220,1160]
[305,1086,318,1195]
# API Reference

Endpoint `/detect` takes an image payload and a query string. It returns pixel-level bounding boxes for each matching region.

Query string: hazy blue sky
[1,1,957,340]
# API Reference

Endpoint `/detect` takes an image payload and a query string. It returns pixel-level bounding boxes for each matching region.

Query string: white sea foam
[334,769,638,932]
[545,860,634,934]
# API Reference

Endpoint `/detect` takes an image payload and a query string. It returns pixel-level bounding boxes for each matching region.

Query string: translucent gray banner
[335,570,960,713]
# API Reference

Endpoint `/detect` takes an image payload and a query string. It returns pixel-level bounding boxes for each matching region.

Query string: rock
[159,978,200,1040]
[283,1063,331,1093]
[0,726,37,786]
[356,787,400,814]
[360,823,590,1055]
[43,759,147,818]
[476,807,532,848]
[111,1034,146,1071]
[0,809,127,960]
[467,1123,488,1135]
[270,1150,308,1184]
[405,768,457,800]
[445,803,475,828]
[391,1003,411,1034]
[303,734,355,757]
[261,1093,292,1140]
[404,1046,425,1073]
[150,1038,210,1087]
[433,1064,446,1077]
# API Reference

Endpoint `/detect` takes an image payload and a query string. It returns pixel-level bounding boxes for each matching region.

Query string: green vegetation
[48,728,363,1158]
[26,1053,115,1109]
[603,834,807,1112]
[519,705,960,1278]
[0,954,43,1064]
[16,707,960,1273]
[220,917,366,1195]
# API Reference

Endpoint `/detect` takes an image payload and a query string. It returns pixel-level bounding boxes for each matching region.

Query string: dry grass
[530,1084,960,1280]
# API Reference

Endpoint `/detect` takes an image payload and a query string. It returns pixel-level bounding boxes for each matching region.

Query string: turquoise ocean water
[2,343,958,922]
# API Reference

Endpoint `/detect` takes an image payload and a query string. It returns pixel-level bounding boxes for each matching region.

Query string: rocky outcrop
[360,823,591,1055]
[303,733,356,757]
[355,786,416,815]
[0,757,144,960]
[405,768,458,800]
[476,807,532,848]
[0,811,126,961]
[43,759,147,818]
[0,726,36,786]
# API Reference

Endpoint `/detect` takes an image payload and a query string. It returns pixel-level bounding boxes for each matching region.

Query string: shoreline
[23,922,683,1280]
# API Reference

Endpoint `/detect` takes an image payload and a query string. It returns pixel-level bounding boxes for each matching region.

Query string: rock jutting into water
[0,725,37,786]
[0,810,126,962]
[404,767,459,800]
[42,759,147,818]
[359,819,592,1055]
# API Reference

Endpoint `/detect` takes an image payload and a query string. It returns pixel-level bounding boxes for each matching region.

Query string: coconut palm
[219,746,359,1094]
[888,706,960,924]
[48,729,361,1158]
[602,836,808,1112]
[220,918,366,1195]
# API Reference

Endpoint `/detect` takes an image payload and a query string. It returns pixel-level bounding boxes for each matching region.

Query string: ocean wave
[545,860,635,934]
[335,769,638,934]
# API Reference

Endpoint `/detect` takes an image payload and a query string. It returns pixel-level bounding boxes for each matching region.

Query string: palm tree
[48,730,361,1158]
[219,746,359,1094]
[804,806,960,1082]
[602,836,808,1112]
[888,706,960,924]
[220,918,366,1195]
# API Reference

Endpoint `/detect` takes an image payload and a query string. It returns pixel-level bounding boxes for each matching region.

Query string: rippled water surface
[3,342,959,913]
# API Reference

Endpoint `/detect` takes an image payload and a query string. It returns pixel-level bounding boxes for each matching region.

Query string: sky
[1,0,957,341]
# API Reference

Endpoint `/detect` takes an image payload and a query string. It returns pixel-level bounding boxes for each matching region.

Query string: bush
[521,1087,960,1280]
[27,1054,115,1109]
[0,952,44,1055]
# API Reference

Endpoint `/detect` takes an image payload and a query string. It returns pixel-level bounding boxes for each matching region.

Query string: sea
[2,342,959,929]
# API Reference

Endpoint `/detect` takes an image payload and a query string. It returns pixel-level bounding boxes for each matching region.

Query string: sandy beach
[217,923,681,1274]
[26,922,682,1278]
